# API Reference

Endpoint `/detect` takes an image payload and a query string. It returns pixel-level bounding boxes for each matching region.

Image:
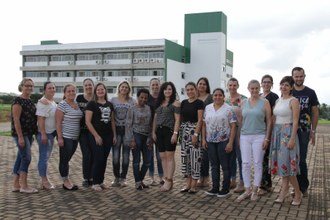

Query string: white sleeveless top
[273,97,295,124]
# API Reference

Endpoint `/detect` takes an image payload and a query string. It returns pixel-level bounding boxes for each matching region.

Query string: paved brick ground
[0,124,328,219]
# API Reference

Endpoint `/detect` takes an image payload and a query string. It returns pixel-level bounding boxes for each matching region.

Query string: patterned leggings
[180,122,202,180]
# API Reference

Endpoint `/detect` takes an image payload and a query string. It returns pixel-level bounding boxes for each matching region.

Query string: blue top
[241,98,266,135]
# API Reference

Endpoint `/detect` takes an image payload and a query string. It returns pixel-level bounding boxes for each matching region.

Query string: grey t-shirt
[110,97,135,127]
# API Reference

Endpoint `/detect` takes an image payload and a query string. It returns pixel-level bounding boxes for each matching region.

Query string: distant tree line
[0,93,329,120]
[319,103,330,120]
[0,94,42,104]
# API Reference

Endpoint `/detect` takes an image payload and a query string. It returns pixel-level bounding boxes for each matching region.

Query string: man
[292,67,319,197]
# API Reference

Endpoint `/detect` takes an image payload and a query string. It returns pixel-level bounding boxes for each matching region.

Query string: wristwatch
[193,133,199,137]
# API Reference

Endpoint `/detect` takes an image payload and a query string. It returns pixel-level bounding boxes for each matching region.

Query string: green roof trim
[184,12,227,63]
[41,40,60,45]
[164,40,186,81]
[226,50,233,67]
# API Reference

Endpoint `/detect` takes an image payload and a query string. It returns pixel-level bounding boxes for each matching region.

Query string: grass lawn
[0,104,11,122]
[318,119,330,125]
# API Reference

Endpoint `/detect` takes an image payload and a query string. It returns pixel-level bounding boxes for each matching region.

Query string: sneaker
[92,184,102,191]
[205,189,219,196]
[82,180,90,187]
[120,178,127,187]
[141,182,149,189]
[111,178,121,187]
[100,183,109,190]
[217,189,230,198]
[150,180,158,186]
[250,192,259,201]
[136,182,143,190]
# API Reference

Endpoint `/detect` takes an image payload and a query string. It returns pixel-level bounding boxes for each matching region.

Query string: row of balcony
[24,58,164,67]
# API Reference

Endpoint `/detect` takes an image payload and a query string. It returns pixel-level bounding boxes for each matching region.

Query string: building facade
[20,11,233,101]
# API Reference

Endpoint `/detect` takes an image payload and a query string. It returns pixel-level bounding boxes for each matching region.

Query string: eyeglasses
[24,85,34,88]
[262,81,272,84]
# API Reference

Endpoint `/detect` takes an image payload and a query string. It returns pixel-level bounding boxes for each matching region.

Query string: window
[56,87,64,93]
[25,72,47,77]
[107,88,115,93]
[51,55,74,61]
[105,53,130,60]
[104,70,131,77]
[25,56,48,62]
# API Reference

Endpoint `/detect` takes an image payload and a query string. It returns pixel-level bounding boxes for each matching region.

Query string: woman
[85,82,116,191]
[203,88,237,197]
[180,82,204,193]
[236,80,272,202]
[270,76,302,206]
[76,78,94,187]
[152,81,180,192]
[11,78,38,193]
[125,89,153,190]
[56,84,83,190]
[225,77,247,193]
[110,80,135,187]
[147,78,164,186]
[36,81,57,190]
[196,77,213,187]
[259,75,279,195]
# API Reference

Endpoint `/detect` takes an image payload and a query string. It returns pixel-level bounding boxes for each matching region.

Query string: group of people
[11,66,319,207]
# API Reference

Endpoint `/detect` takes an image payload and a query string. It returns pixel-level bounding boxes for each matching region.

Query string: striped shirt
[57,100,83,140]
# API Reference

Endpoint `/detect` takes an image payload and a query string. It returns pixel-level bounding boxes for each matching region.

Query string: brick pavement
[0,125,329,220]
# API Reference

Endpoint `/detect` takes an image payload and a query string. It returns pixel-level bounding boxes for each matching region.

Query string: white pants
[240,134,265,188]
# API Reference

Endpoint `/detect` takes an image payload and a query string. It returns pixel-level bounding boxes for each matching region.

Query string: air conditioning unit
[138,58,144,63]
[156,59,162,63]
[68,61,74,65]
[150,58,156,62]
[104,60,109,64]
[144,58,149,63]
[133,58,138,63]
[125,77,131,81]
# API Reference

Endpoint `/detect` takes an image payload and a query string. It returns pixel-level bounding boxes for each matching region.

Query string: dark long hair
[156,81,177,108]
[197,77,211,94]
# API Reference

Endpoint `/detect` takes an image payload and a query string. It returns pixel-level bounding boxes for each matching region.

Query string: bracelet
[193,133,199,137]
[264,139,270,142]
[311,130,315,133]
[173,131,178,135]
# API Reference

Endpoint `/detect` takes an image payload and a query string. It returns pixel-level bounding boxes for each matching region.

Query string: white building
[20,11,233,101]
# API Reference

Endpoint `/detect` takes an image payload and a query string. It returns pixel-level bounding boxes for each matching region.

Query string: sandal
[160,178,173,192]
[236,191,251,202]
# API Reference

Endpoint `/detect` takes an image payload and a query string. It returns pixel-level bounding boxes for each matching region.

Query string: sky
[1,0,329,104]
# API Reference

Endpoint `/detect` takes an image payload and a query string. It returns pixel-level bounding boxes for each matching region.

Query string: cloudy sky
[1,0,329,104]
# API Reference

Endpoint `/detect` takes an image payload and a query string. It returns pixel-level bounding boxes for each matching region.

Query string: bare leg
[289,176,302,204]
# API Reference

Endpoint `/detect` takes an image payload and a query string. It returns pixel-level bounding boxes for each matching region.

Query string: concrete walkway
[0,125,329,219]
[0,122,10,132]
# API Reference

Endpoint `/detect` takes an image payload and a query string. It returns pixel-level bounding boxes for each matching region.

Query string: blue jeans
[230,133,243,181]
[89,133,112,185]
[149,144,163,178]
[79,130,93,180]
[112,126,130,179]
[12,135,33,174]
[59,138,78,179]
[131,132,152,183]
[297,129,310,193]
[207,140,233,191]
[37,132,55,177]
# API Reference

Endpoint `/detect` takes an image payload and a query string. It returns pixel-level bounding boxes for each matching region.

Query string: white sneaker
[120,178,127,187]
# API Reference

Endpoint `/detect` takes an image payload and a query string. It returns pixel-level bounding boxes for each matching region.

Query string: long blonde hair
[116,80,132,99]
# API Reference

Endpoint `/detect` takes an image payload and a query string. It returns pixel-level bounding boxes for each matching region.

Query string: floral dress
[269,97,300,176]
